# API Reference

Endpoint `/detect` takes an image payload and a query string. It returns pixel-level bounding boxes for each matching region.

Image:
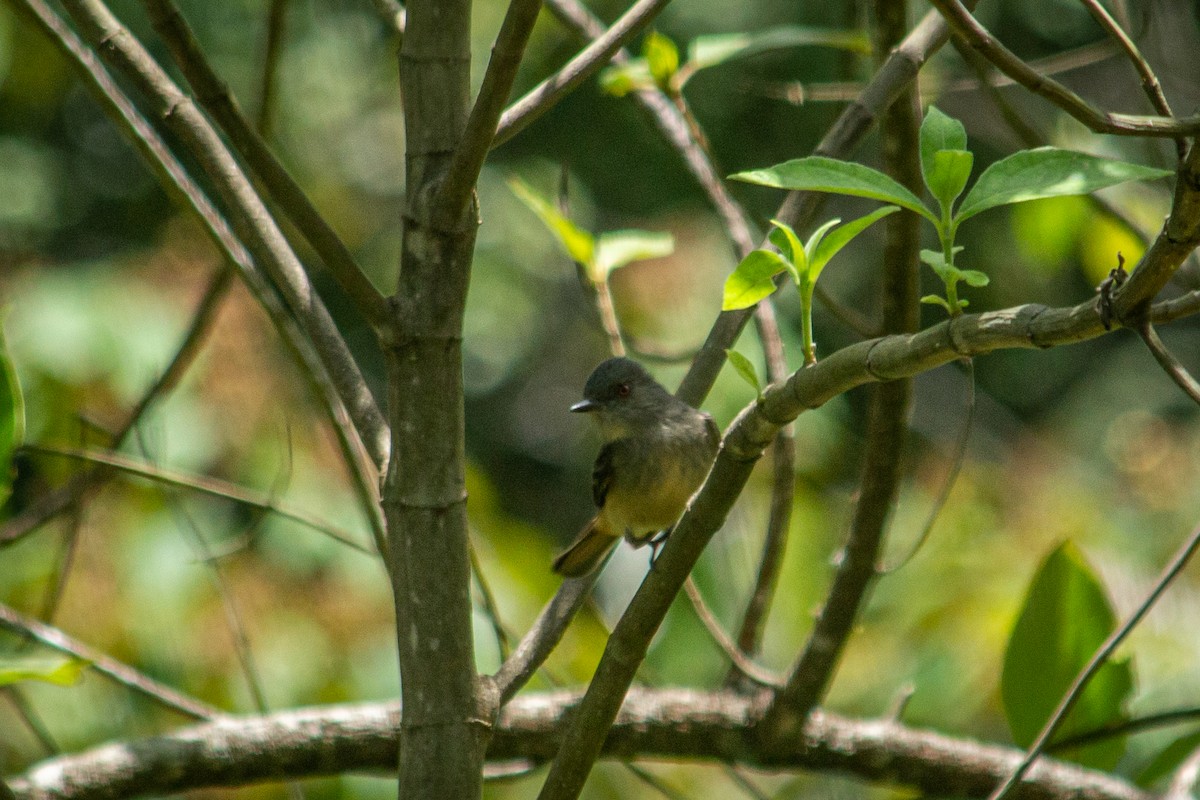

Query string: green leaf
[1136,729,1200,787]
[800,217,841,264]
[960,269,990,287]
[509,177,595,269]
[768,219,807,281]
[723,249,788,310]
[919,106,968,188]
[956,148,1173,222]
[687,27,869,72]
[0,326,23,507]
[919,248,963,280]
[926,149,974,214]
[920,294,954,312]
[725,349,763,398]
[598,61,652,96]
[644,31,679,88]
[732,157,936,223]
[594,230,675,276]
[0,656,89,687]
[809,206,900,280]
[1001,541,1135,770]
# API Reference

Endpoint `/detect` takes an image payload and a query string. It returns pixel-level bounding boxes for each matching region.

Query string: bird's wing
[703,413,721,454]
[592,442,616,509]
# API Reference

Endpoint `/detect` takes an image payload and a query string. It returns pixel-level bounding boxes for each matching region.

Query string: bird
[553,357,720,577]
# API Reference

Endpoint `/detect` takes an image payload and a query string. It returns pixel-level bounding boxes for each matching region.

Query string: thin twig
[0,602,223,720]
[436,0,544,227]
[255,0,288,136]
[469,533,514,660]
[24,444,374,555]
[1136,319,1200,405]
[60,0,390,469]
[1047,706,1200,751]
[140,0,392,330]
[1077,0,1185,158]
[681,577,783,688]
[495,0,673,148]
[987,519,1200,800]
[2,688,59,755]
[928,0,1200,137]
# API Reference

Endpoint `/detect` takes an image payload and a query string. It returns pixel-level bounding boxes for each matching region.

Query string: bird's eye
[616,383,631,398]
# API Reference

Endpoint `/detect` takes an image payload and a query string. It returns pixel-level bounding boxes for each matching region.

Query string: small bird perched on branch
[553,357,720,577]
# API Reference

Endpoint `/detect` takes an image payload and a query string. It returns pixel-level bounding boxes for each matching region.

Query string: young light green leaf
[644,31,680,88]
[926,149,974,214]
[956,148,1173,222]
[809,206,900,280]
[594,230,675,277]
[919,106,968,188]
[725,349,763,399]
[801,217,842,264]
[723,249,788,310]
[920,294,954,312]
[732,157,936,223]
[0,656,89,688]
[769,219,807,283]
[1001,541,1134,770]
[598,61,652,96]
[919,247,964,280]
[509,178,595,266]
[687,27,869,72]
[0,326,23,507]
[960,269,990,287]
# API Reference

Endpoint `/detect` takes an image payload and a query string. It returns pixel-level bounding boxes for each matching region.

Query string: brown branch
[435,0,544,227]
[1136,320,1200,405]
[139,0,392,330]
[0,602,223,721]
[928,0,1200,137]
[495,0,674,149]
[57,0,390,472]
[5,689,1150,800]
[255,0,287,136]
[681,577,783,688]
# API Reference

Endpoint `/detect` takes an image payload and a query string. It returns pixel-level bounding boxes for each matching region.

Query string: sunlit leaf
[723,249,788,310]
[0,326,24,507]
[509,177,595,268]
[598,61,652,96]
[725,349,763,398]
[594,230,674,276]
[769,219,807,283]
[926,149,973,214]
[643,31,679,88]
[956,148,1172,222]
[809,206,900,280]
[960,269,990,287]
[0,656,89,687]
[732,157,936,223]
[800,217,841,265]
[687,27,869,72]
[919,106,968,190]
[1001,541,1134,770]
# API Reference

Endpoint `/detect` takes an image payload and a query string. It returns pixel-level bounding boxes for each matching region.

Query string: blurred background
[2,0,1200,797]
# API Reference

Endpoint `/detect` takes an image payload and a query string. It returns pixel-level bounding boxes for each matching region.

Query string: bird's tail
[552,517,618,577]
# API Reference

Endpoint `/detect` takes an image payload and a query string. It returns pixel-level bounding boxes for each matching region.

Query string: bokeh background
[2,0,1200,797]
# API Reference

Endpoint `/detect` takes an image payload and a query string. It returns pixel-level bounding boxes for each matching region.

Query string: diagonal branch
[435,0,544,227]
[1136,319,1200,405]
[140,0,392,329]
[57,0,390,472]
[928,0,1200,137]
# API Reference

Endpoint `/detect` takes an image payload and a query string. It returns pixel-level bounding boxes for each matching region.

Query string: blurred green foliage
[1,0,1200,798]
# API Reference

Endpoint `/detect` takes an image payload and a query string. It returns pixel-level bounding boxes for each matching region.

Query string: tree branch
[6,690,1151,800]
[927,0,1200,137]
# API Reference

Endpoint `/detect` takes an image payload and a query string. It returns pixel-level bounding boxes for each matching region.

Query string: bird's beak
[570,399,598,413]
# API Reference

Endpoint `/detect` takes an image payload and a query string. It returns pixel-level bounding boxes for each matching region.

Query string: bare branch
[255,0,287,136]
[496,0,674,149]
[681,577,783,688]
[928,0,1200,137]
[6,690,1151,800]
[1137,321,1200,406]
[435,0,544,227]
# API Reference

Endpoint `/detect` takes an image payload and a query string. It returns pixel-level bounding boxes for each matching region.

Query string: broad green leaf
[0,326,23,507]
[732,157,936,223]
[1001,541,1134,770]
[725,349,763,398]
[644,31,679,88]
[809,206,900,280]
[1136,729,1200,787]
[687,27,869,72]
[509,178,595,268]
[598,61,651,96]
[723,249,788,310]
[956,148,1173,222]
[919,106,968,189]
[594,230,674,277]
[0,656,88,687]
[926,149,973,214]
